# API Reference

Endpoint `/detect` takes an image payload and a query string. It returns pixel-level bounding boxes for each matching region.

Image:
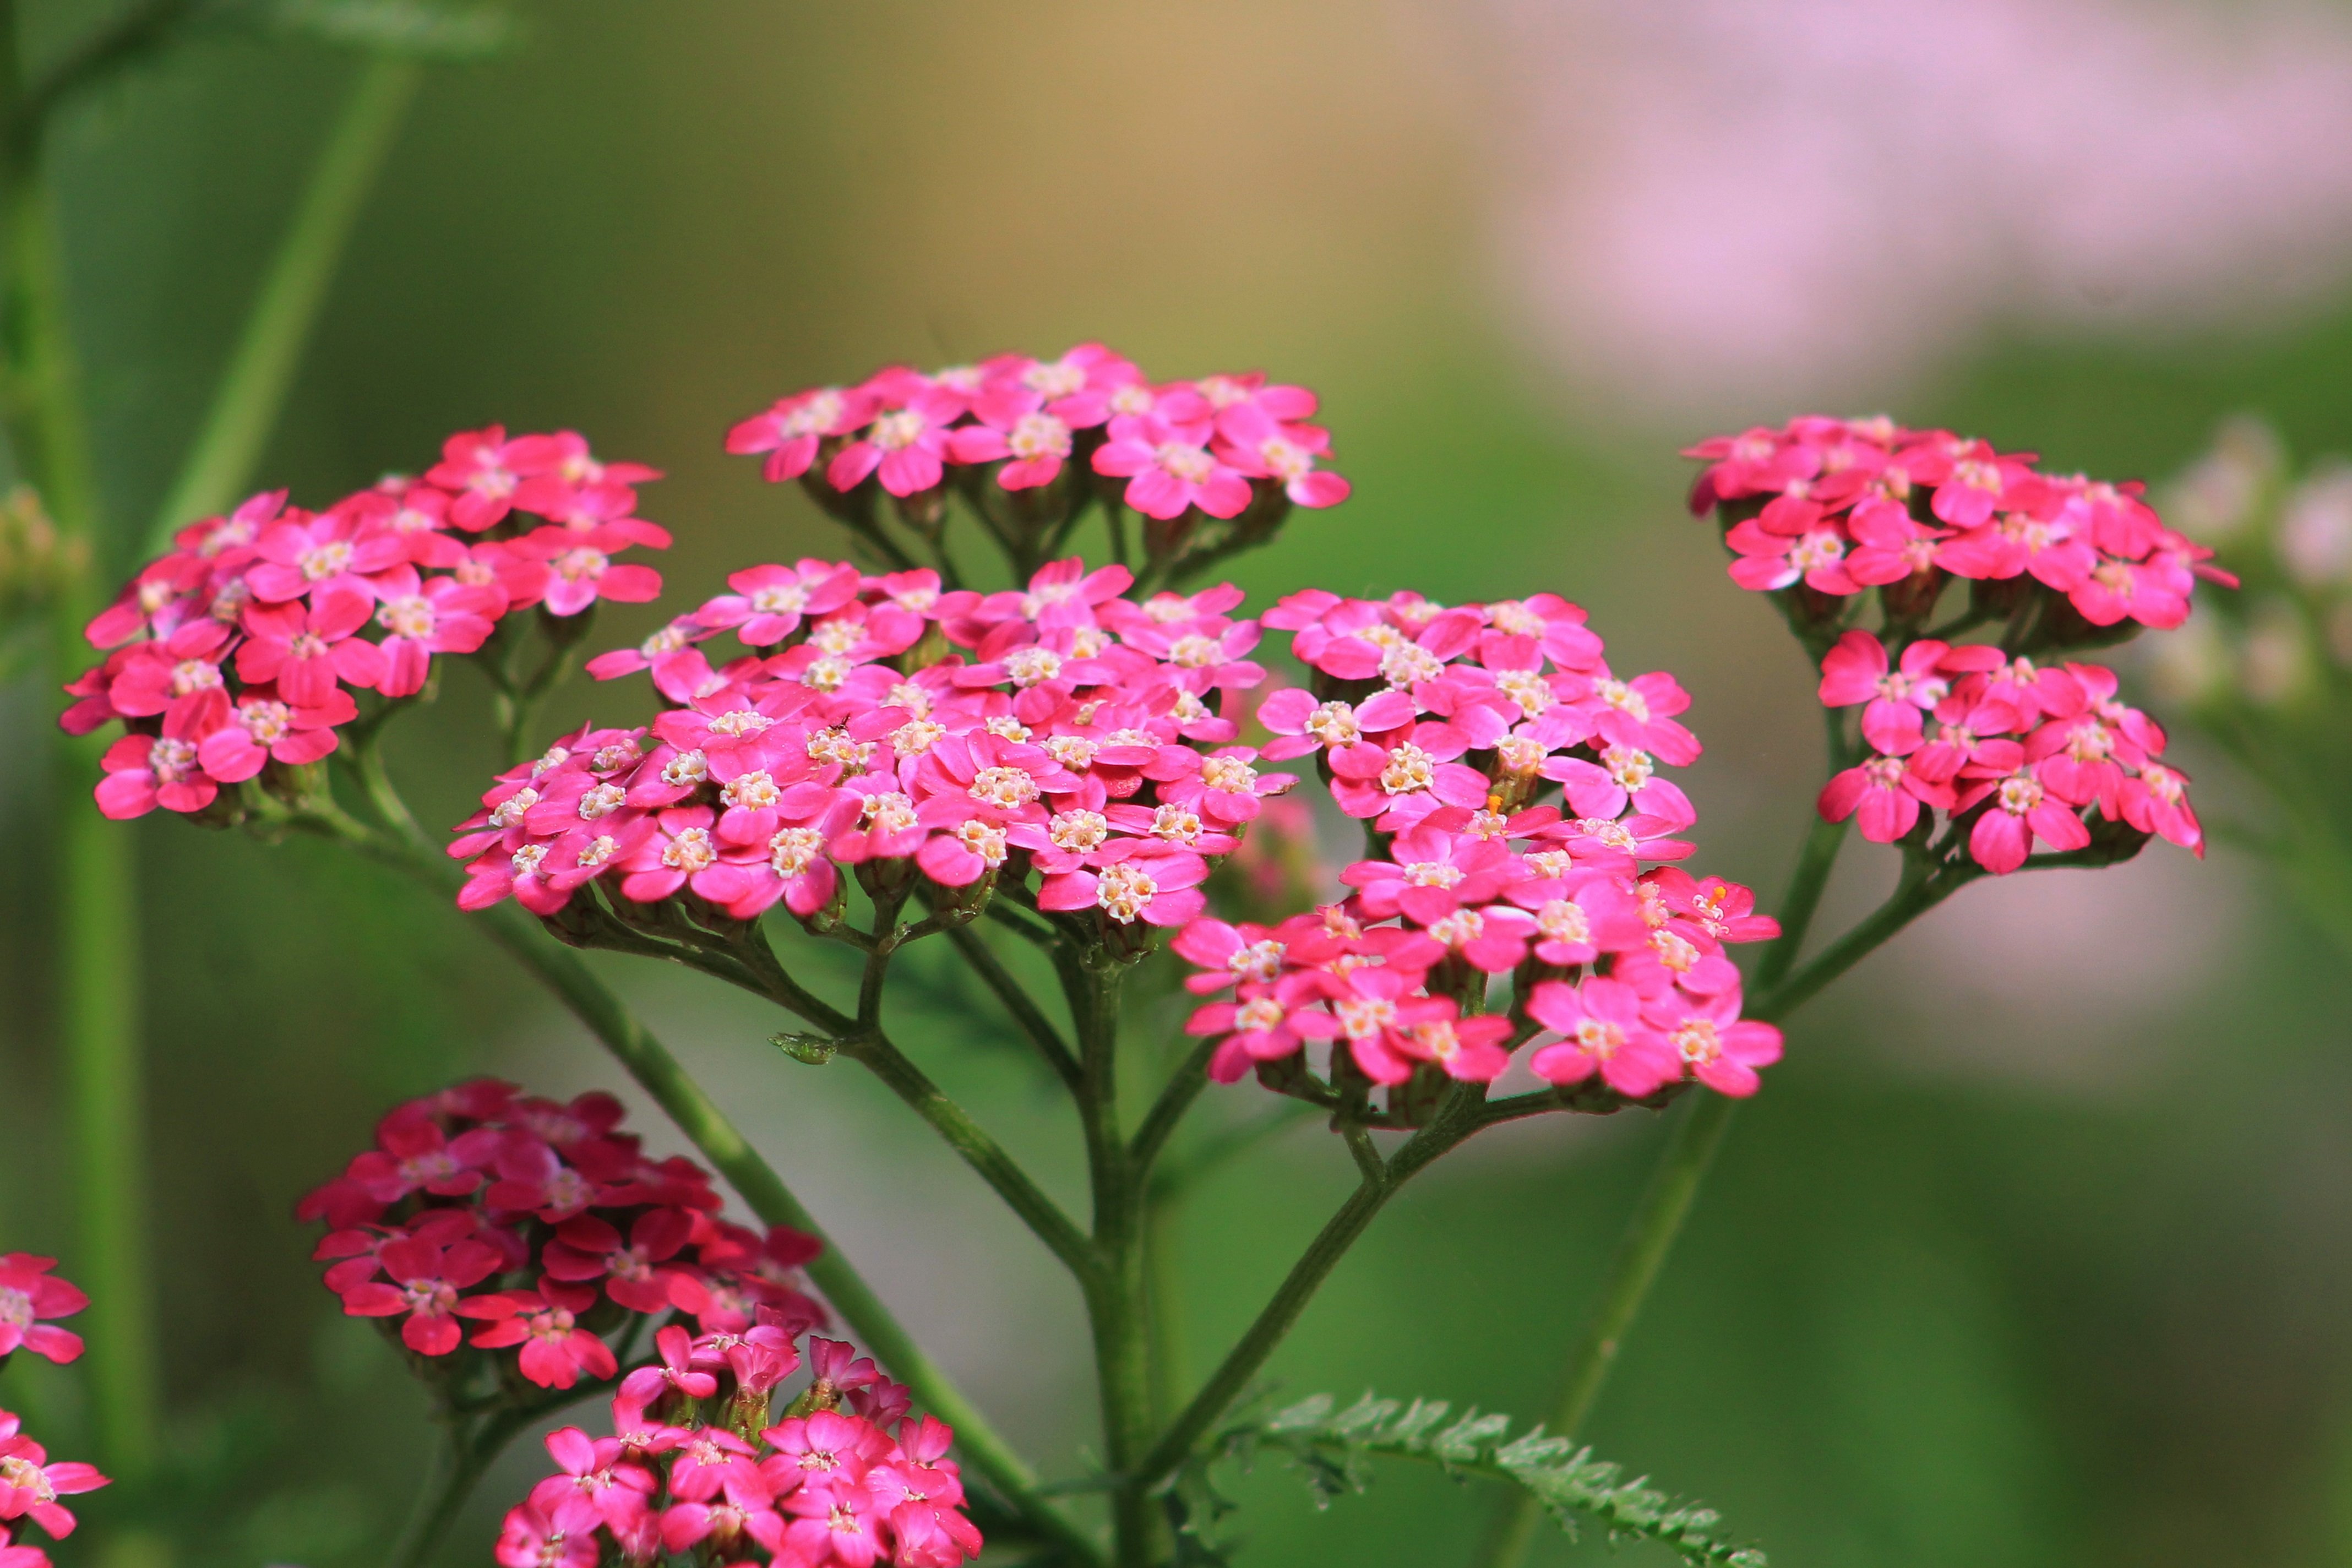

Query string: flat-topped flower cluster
[1688,417,2220,873]
[1179,588,1782,1102]
[499,1330,978,1568]
[1,1257,107,1567]
[471,547,1787,1112]
[62,429,667,819]
[727,344,1348,521]
[298,1079,824,1391]
[1690,415,2229,631]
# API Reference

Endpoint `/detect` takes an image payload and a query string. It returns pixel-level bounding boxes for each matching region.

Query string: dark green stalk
[1136,1093,1482,1490]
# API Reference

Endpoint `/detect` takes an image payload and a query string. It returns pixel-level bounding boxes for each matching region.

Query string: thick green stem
[383,1419,489,1568]
[141,56,419,555]
[345,754,1096,1563]
[1071,962,1156,1568]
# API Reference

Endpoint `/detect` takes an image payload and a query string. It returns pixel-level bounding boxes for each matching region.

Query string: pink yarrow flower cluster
[460,557,1295,934]
[1177,588,1785,1104]
[1686,416,2218,875]
[727,346,1348,521]
[0,1260,108,1563]
[498,1326,980,1568]
[61,428,666,819]
[298,1079,824,1391]
[1813,631,2202,872]
[1689,415,2234,632]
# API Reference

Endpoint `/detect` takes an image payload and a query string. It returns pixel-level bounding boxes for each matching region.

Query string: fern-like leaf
[1184,1390,1768,1567]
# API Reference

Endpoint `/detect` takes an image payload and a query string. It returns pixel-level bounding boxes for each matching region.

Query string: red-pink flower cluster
[456,558,1293,932]
[61,428,666,819]
[727,346,1348,521]
[1813,630,2202,872]
[0,1260,108,1564]
[298,1079,823,1392]
[1688,416,2234,631]
[1175,589,1785,1103]
[497,1329,979,1568]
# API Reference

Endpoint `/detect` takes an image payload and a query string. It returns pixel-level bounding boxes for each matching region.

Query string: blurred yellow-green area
[6,3,2352,1565]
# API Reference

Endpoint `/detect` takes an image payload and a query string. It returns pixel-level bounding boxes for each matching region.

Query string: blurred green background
[4,3,2352,1565]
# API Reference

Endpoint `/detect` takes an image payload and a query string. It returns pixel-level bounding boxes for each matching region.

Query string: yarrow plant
[0,1256,110,1568]
[59,350,2228,1568]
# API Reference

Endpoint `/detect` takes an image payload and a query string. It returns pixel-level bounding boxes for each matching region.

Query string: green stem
[0,4,163,1499]
[1471,752,1860,1568]
[1469,1092,1738,1568]
[140,55,419,556]
[1071,962,1156,1568]
[1136,1095,1481,1490]
[941,921,1082,1091]
[845,1031,1097,1280]
[383,1419,482,1568]
[344,752,1097,1564]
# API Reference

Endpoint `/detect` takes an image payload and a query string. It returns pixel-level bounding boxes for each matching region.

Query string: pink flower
[1036,841,1211,927]
[827,386,963,497]
[493,1500,598,1568]
[529,1427,657,1534]
[1213,404,1351,508]
[0,1415,107,1541]
[694,560,862,645]
[1526,977,1680,1098]
[0,1259,86,1366]
[514,527,663,617]
[1958,764,2092,874]
[1185,981,1325,1083]
[1817,631,1982,754]
[195,687,353,780]
[371,570,504,697]
[94,692,232,819]
[1642,990,1783,1097]
[1390,1008,1518,1083]
[1302,964,1455,1086]
[1724,509,1858,595]
[511,476,672,551]
[244,505,405,605]
[2117,761,2201,853]
[1091,418,1254,520]
[541,1207,706,1315]
[466,1285,620,1390]
[2067,551,2194,629]
[727,386,879,483]
[1817,753,1952,843]
[234,589,386,706]
[1,1528,52,1568]
[335,1234,504,1355]
[427,426,530,532]
[948,404,1077,490]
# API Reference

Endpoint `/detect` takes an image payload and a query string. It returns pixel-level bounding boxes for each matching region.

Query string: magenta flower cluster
[63,428,667,819]
[499,1332,979,1568]
[460,529,1787,1109]
[1691,415,2229,629]
[0,1257,108,1566]
[727,344,1349,520]
[1689,416,2221,873]
[298,1079,824,1392]
[1178,589,1784,1100]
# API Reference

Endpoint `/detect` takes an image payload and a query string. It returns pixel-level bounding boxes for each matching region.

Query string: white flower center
[1096,862,1159,922]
